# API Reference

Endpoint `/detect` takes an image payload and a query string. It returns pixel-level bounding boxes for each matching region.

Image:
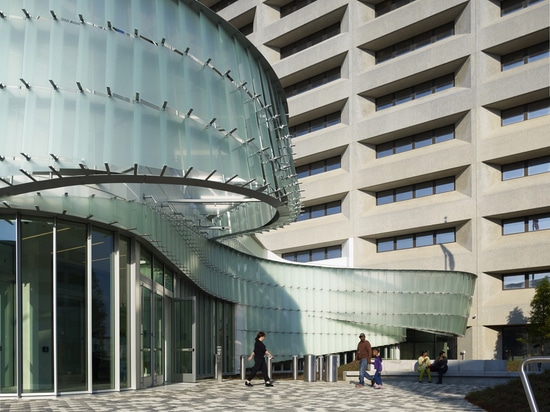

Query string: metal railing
[519,356,550,412]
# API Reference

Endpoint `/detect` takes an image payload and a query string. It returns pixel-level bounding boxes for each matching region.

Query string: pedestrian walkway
[0,378,487,411]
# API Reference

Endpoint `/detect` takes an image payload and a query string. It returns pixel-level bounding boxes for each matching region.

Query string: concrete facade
[203,0,550,360]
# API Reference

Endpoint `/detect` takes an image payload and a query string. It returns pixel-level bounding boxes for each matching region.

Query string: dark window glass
[290,112,341,137]
[376,22,453,63]
[326,245,342,259]
[281,23,340,59]
[501,0,544,16]
[376,0,416,17]
[376,74,454,111]
[280,0,317,17]
[297,156,341,178]
[502,106,525,125]
[528,99,550,119]
[376,125,455,158]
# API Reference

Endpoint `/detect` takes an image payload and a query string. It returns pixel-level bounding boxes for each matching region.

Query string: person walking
[244,331,274,387]
[354,333,372,388]
[371,348,383,389]
[417,350,432,383]
[432,351,449,384]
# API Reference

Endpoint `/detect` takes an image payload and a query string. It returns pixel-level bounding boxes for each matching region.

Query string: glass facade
[0,0,477,398]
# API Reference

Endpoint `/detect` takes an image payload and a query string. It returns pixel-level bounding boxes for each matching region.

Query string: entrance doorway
[172,297,196,383]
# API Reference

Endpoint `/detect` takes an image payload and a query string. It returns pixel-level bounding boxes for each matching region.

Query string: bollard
[317,355,324,381]
[325,354,338,382]
[240,355,246,380]
[292,355,298,380]
[216,345,223,382]
[266,356,273,380]
[303,354,316,382]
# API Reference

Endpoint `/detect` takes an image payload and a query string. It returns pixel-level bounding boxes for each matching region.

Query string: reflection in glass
[92,229,114,390]
[155,293,164,379]
[119,236,131,388]
[0,216,16,393]
[57,221,87,392]
[174,299,193,374]
[21,217,54,393]
[141,286,152,378]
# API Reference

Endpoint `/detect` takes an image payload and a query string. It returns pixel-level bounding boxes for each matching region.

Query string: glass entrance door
[140,286,153,388]
[140,286,165,388]
[172,297,196,383]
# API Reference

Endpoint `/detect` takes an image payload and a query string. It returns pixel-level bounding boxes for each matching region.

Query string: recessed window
[297,200,342,221]
[377,228,455,252]
[284,67,341,98]
[290,112,341,137]
[296,156,341,178]
[376,74,454,111]
[503,271,550,289]
[502,213,550,235]
[502,41,549,71]
[502,98,550,126]
[209,0,238,12]
[501,0,545,16]
[376,125,454,158]
[376,177,455,205]
[282,245,342,262]
[280,0,317,17]
[502,154,550,180]
[376,23,454,64]
[281,23,340,59]
[375,0,416,17]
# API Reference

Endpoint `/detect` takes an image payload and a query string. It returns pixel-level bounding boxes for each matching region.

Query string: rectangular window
[282,245,342,262]
[502,155,550,180]
[501,0,545,16]
[290,112,341,137]
[281,23,340,59]
[377,228,456,252]
[502,98,550,126]
[376,125,455,158]
[296,155,341,178]
[376,74,454,111]
[503,274,527,290]
[376,0,416,17]
[376,177,455,205]
[503,271,550,289]
[503,213,550,235]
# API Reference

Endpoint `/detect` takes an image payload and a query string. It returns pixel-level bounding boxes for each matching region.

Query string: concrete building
[203,0,550,361]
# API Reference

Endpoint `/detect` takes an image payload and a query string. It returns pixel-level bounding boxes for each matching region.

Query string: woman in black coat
[245,331,274,387]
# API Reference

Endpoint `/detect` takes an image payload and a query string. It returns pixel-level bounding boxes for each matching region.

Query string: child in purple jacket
[371,348,383,389]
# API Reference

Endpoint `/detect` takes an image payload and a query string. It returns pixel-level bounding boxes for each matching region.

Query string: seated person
[431,351,449,384]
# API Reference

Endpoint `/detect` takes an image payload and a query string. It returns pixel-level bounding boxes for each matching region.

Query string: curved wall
[0,0,300,237]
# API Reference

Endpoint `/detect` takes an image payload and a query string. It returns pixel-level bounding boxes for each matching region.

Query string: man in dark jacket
[432,351,449,384]
[354,333,372,388]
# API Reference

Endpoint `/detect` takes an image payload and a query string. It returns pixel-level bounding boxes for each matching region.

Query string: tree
[528,277,550,356]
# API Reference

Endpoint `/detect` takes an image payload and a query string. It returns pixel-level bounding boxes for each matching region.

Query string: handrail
[519,356,550,412]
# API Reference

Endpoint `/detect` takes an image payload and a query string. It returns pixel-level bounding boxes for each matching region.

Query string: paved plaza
[0,377,488,411]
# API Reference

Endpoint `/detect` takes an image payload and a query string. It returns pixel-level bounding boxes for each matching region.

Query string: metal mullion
[87,224,93,393]
[15,214,22,397]
[52,218,58,395]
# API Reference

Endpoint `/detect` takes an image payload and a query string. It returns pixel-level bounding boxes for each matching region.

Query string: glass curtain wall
[91,228,115,390]
[119,236,131,388]
[56,221,87,392]
[21,217,54,393]
[0,216,16,394]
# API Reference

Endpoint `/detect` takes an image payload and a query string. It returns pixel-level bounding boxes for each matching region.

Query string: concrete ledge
[343,360,519,386]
